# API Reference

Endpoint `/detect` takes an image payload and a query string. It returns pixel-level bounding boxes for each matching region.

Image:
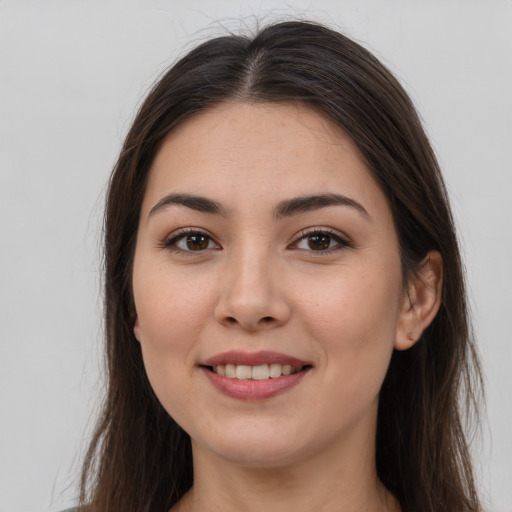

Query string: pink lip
[201,366,311,400]
[202,350,310,367]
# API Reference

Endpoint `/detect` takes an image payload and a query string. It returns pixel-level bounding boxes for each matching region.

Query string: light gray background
[1,1,511,511]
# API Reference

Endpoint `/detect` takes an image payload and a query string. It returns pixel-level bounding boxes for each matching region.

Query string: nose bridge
[215,239,290,329]
[226,241,274,307]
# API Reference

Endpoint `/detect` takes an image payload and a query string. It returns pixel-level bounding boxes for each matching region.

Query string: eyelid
[159,227,221,253]
[158,226,353,254]
[290,227,353,252]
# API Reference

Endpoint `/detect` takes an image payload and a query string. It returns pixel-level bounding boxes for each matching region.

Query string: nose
[214,248,291,331]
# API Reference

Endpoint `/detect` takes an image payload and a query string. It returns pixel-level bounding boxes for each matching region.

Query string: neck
[173,414,400,512]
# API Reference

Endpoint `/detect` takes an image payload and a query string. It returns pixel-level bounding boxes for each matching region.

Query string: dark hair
[80,20,483,512]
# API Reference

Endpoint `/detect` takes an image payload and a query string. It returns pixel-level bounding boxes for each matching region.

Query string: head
[82,20,482,512]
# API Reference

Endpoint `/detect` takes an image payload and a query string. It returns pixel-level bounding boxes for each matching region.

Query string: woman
[78,20,483,512]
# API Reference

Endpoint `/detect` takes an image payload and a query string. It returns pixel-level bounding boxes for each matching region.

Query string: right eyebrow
[274,193,371,222]
[148,193,229,220]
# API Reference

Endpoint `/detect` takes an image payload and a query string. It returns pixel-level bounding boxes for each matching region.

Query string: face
[132,102,409,468]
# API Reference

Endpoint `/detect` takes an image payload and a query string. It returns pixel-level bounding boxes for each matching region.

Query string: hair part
[80,20,483,512]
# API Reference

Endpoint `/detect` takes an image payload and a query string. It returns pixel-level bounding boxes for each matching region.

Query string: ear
[395,250,443,351]
[133,316,141,343]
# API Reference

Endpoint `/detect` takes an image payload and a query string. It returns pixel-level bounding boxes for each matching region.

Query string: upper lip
[202,350,311,367]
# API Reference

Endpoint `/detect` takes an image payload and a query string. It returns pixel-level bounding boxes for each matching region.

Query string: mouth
[200,351,313,400]
[204,363,310,380]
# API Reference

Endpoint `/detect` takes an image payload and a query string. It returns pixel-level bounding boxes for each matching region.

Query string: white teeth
[269,363,282,378]
[252,364,270,380]
[211,363,304,380]
[282,364,292,376]
[236,365,252,380]
[225,364,236,378]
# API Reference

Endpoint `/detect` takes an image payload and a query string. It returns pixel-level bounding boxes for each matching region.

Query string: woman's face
[132,102,410,467]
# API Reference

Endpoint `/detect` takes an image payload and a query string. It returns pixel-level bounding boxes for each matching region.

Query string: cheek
[135,285,203,427]
[298,263,401,394]
[132,263,215,409]
[133,261,214,345]
[302,264,401,340]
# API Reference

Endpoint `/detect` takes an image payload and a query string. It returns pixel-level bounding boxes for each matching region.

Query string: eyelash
[292,228,353,253]
[160,227,353,255]
[160,228,220,254]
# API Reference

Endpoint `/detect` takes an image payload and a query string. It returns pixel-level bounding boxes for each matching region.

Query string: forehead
[143,101,388,217]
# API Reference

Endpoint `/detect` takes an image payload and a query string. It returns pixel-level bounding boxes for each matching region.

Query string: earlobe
[395,250,443,351]
[133,316,141,342]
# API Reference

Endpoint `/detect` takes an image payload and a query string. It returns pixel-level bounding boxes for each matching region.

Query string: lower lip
[201,367,311,400]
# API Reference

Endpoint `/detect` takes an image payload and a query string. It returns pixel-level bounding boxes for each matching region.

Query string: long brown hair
[80,20,483,512]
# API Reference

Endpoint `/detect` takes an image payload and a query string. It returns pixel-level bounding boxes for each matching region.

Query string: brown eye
[186,234,209,250]
[164,230,220,253]
[307,234,331,250]
[293,229,350,253]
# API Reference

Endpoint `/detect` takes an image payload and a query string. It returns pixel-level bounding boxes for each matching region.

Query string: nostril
[223,316,275,327]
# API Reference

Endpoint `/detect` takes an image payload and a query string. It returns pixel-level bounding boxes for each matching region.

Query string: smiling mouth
[205,363,311,380]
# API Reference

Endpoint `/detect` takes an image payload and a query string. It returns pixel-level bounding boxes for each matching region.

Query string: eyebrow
[274,193,371,221]
[149,193,229,218]
[148,192,370,221]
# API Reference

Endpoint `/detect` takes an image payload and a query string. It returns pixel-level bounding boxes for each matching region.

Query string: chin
[190,418,321,468]
[210,440,304,468]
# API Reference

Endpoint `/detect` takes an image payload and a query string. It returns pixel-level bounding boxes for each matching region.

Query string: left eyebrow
[274,193,371,221]
[148,193,229,219]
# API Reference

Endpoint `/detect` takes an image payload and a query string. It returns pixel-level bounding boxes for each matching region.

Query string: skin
[132,102,442,512]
